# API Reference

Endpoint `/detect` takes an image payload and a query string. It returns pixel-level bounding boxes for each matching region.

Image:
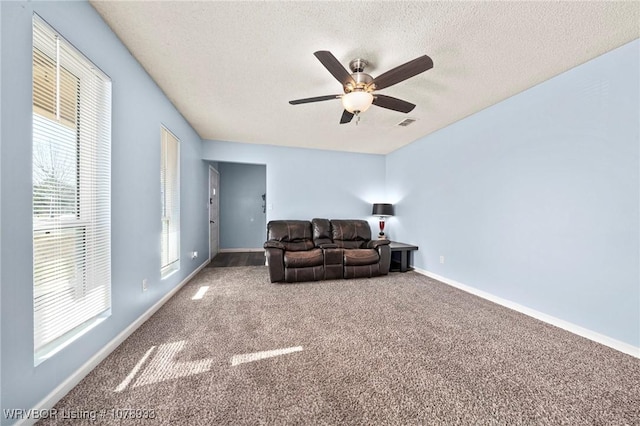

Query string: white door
[209,166,220,260]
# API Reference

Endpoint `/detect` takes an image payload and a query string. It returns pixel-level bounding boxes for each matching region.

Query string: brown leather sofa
[264,218,391,283]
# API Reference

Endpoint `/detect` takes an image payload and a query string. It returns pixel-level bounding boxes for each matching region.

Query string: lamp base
[378,219,388,239]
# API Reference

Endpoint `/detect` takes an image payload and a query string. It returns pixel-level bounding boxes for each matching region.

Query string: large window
[32,15,111,363]
[161,127,180,277]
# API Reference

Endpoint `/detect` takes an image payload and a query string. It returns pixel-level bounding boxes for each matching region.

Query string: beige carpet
[41,267,640,425]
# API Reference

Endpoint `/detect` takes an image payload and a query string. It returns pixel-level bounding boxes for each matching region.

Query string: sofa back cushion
[330,219,371,249]
[312,218,333,246]
[267,220,314,251]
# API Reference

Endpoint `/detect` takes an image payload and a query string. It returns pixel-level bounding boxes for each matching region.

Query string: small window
[161,126,180,277]
[32,15,112,363]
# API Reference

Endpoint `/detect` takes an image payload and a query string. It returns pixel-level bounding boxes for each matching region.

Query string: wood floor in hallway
[209,251,265,267]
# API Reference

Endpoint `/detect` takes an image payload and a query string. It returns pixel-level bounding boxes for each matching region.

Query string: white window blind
[32,15,111,362]
[161,127,180,277]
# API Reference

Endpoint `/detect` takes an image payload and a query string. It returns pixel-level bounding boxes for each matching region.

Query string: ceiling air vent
[396,118,417,127]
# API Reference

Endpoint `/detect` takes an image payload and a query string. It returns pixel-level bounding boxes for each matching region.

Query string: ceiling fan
[289,50,433,124]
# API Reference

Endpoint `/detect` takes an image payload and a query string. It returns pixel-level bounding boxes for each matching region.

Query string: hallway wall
[218,162,267,249]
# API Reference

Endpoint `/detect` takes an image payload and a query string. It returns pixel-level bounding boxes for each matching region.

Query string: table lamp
[372,203,394,239]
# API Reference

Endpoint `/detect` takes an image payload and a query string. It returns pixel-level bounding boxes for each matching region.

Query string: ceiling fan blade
[340,110,354,124]
[314,51,356,87]
[289,94,340,105]
[372,94,416,113]
[368,55,433,90]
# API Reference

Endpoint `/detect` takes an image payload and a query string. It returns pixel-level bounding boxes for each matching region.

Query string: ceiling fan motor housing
[345,59,374,93]
[349,58,368,72]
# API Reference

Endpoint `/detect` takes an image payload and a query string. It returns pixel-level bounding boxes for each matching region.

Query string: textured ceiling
[90,1,639,155]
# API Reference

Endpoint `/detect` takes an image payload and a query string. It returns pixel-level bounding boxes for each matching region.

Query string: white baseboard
[413,268,639,359]
[219,248,264,253]
[18,259,211,426]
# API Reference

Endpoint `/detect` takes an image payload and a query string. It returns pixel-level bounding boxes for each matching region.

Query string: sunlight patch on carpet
[192,286,210,300]
[115,341,213,391]
[231,346,303,366]
[114,346,155,392]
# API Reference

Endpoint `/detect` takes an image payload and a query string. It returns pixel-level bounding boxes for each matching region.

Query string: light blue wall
[202,141,387,227]
[218,162,267,249]
[0,1,208,422]
[0,2,3,415]
[386,40,640,347]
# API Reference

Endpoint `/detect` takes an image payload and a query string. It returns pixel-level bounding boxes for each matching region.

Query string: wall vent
[396,118,417,127]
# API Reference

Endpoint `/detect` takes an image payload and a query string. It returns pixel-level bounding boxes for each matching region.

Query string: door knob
[210,220,215,224]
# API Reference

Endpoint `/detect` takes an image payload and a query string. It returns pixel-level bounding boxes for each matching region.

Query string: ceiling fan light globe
[342,91,374,113]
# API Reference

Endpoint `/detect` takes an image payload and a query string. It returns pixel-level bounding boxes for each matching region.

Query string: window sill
[161,264,180,280]
[34,310,111,366]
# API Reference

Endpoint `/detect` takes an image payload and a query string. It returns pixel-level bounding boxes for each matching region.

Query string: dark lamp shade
[372,203,394,217]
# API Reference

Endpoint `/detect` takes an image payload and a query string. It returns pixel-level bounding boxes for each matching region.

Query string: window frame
[160,125,180,278]
[32,14,112,364]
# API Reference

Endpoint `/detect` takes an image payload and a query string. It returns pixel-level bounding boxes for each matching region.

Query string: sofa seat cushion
[344,249,379,266]
[284,248,323,268]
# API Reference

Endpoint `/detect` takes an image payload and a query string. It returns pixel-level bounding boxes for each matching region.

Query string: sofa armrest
[264,240,285,250]
[377,244,391,275]
[367,239,390,249]
[265,247,285,283]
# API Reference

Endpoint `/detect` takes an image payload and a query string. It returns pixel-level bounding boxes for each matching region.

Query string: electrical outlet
[439,256,445,264]
[191,251,198,259]
[142,278,148,292]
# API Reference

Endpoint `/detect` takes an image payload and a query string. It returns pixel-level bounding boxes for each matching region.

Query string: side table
[388,241,419,272]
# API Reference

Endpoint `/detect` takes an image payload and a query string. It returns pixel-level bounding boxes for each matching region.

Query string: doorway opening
[211,162,267,255]
[208,166,219,260]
